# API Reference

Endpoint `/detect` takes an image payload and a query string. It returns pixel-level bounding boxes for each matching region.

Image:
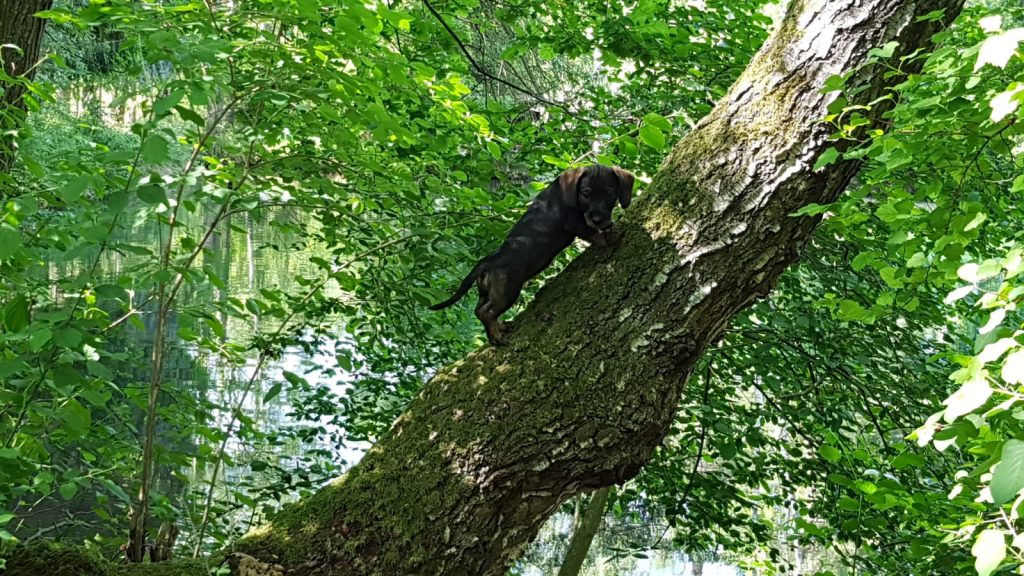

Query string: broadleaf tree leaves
[972,529,1005,576]
[141,134,170,164]
[975,28,1024,71]
[813,147,840,171]
[59,482,79,500]
[991,440,1024,506]
[137,184,168,205]
[818,445,841,463]
[3,295,30,331]
[0,225,22,261]
[638,125,665,150]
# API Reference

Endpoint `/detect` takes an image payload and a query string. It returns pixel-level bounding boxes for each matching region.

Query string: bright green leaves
[818,444,842,463]
[972,529,1006,576]
[813,147,840,171]
[975,27,1024,71]
[141,134,169,164]
[1003,350,1024,385]
[2,296,30,332]
[638,124,666,150]
[60,174,92,203]
[638,113,672,151]
[991,440,1024,505]
[136,184,168,206]
[0,225,22,262]
[154,89,186,117]
[989,84,1023,122]
[59,399,92,440]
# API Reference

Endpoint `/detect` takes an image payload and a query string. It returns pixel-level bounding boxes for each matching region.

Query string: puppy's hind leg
[475,272,517,346]
[479,272,521,346]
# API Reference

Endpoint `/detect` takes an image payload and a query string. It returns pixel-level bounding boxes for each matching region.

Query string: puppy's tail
[429,257,490,310]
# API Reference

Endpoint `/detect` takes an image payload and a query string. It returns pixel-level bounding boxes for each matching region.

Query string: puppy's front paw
[603,228,623,246]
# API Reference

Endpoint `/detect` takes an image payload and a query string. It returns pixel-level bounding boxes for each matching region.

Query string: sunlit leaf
[992,440,1024,505]
[972,529,1005,576]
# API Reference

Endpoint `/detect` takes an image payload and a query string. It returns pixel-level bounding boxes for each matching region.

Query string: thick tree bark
[556,487,610,576]
[0,0,52,172]
[229,2,964,575]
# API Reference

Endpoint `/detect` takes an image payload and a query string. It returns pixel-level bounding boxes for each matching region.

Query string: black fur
[430,164,634,345]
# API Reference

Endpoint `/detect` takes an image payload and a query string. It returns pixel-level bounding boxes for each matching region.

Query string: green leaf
[59,399,92,437]
[53,327,82,349]
[141,135,169,164]
[813,147,840,171]
[1003,350,1024,384]
[0,225,22,261]
[154,89,186,116]
[892,453,925,470]
[837,299,869,322]
[642,112,671,131]
[976,29,1024,71]
[992,440,1024,505]
[822,74,847,93]
[263,382,283,403]
[868,40,899,59]
[972,529,1005,576]
[638,125,665,150]
[486,140,501,159]
[542,155,569,169]
[59,482,79,500]
[136,184,168,206]
[3,295,29,331]
[29,327,52,351]
[791,203,831,217]
[61,175,91,203]
[175,105,205,127]
[943,377,992,422]
[95,285,129,300]
[837,496,860,511]
[818,445,841,463]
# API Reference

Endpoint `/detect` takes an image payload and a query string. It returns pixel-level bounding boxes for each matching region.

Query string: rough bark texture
[0,0,53,172]
[231,1,964,575]
[556,487,610,576]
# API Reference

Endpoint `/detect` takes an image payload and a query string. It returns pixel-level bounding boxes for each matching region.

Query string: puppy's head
[560,165,634,232]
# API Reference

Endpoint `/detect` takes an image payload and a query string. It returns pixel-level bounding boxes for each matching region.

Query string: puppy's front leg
[580,227,623,248]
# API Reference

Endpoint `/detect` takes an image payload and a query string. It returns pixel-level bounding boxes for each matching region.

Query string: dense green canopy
[1,0,1024,574]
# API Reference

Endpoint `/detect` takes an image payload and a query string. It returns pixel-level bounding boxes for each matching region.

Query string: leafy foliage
[2,0,1024,574]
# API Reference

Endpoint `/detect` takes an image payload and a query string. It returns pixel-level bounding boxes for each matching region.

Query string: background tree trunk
[230,1,965,574]
[556,487,610,576]
[0,0,53,173]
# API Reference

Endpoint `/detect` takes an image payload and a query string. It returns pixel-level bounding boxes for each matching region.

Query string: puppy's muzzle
[585,213,613,232]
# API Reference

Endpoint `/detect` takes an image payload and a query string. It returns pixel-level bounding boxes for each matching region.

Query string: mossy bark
[5,0,964,574]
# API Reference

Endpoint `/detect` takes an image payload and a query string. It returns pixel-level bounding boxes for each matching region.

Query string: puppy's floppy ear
[612,167,634,209]
[558,167,585,208]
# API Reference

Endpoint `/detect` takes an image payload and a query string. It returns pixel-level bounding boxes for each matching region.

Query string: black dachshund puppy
[430,164,634,345]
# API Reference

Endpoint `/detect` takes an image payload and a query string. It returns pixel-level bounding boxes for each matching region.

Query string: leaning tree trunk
[228,2,964,574]
[0,0,53,173]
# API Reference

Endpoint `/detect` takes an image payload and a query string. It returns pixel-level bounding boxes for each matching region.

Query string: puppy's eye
[580,188,591,199]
